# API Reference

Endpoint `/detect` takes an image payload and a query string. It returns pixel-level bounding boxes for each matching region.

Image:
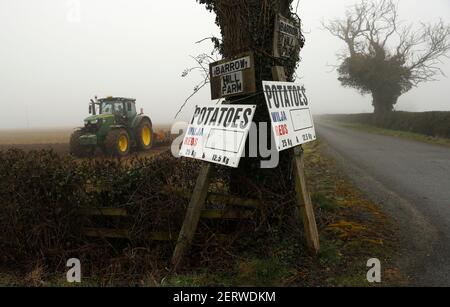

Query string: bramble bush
[0,149,307,284]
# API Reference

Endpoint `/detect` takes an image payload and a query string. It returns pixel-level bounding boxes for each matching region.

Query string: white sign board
[180,105,256,168]
[263,81,316,152]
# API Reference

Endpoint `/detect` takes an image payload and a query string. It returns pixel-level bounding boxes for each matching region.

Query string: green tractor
[70,97,154,157]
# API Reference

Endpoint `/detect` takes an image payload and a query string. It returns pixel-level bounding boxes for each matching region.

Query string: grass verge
[329,121,450,148]
[162,141,406,287]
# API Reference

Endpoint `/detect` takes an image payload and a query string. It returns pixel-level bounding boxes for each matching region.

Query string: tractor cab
[90,97,138,117]
[85,97,140,130]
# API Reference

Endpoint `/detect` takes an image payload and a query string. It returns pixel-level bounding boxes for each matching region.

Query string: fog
[0,0,449,129]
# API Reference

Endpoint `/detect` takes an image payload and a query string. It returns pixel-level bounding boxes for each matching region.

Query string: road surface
[317,121,450,287]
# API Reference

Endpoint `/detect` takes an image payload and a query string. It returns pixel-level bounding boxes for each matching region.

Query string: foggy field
[0,125,173,146]
[0,125,174,155]
[0,128,73,145]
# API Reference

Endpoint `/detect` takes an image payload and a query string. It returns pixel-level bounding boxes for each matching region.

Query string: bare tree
[323,0,450,125]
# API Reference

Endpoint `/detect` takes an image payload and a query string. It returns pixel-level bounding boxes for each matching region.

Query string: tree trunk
[372,91,396,127]
[205,0,300,196]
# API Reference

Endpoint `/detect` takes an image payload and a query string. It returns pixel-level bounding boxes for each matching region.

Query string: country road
[316,121,450,287]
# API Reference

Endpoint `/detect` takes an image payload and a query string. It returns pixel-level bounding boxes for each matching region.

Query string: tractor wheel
[70,130,95,158]
[105,128,131,157]
[136,119,154,151]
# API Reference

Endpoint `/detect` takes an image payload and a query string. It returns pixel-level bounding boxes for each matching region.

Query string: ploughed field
[0,126,172,157]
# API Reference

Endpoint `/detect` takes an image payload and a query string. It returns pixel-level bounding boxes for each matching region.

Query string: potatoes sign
[180,105,256,168]
[263,81,316,152]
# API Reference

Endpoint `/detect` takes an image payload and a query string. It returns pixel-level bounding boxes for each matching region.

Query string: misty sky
[0,0,449,129]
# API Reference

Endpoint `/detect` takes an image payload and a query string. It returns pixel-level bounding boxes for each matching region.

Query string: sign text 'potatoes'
[263,81,316,152]
[180,105,256,168]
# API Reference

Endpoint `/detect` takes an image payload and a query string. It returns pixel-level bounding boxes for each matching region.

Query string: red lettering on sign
[184,137,198,146]
[275,124,289,136]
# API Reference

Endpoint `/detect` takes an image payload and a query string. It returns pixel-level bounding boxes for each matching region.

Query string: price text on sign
[209,52,257,100]
[262,81,316,152]
[180,105,256,168]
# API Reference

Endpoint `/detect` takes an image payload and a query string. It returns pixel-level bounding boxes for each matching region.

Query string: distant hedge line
[323,111,450,139]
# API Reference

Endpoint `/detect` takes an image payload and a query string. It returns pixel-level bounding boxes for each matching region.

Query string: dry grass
[302,141,407,286]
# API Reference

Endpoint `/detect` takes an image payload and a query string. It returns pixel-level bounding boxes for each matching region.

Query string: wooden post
[171,163,214,271]
[293,146,320,254]
[273,65,319,253]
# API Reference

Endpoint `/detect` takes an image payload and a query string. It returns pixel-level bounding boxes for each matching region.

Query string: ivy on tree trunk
[197,0,305,196]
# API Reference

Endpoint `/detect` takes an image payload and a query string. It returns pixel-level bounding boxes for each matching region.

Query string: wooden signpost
[294,146,320,252]
[270,67,320,254]
[173,56,320,270]
[172,163,215,271]
[173,104,257,270]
